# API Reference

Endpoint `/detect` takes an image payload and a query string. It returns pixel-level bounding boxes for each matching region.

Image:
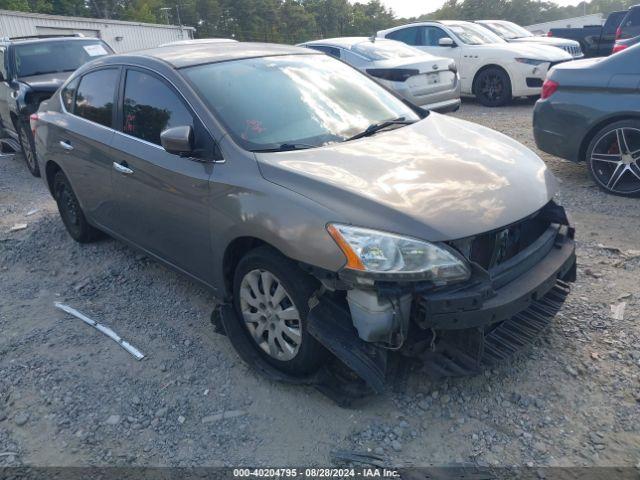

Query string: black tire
[53,170,102,242]
[586,119,640,197]
[232,246,327,375]
[474,67,512,107]
[16,120,40,177]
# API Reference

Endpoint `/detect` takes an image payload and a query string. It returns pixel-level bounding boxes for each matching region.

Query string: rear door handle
[59,140,73,151]
[113,161,133,175]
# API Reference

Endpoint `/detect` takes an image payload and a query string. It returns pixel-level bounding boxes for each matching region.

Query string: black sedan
[533,44,640,196]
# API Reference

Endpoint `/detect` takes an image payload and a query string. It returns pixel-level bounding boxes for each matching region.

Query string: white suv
[378,20,572,107]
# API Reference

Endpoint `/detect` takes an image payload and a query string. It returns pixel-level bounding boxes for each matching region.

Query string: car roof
[439,20,474,26]
[1,36,104,45]
[303,36,390,48]
[124,41,313,69]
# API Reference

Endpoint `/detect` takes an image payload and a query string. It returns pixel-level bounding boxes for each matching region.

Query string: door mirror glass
[161,125,194,156]
[439,37,455,47]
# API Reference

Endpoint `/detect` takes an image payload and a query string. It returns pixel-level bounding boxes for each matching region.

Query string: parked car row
[21,40,578,393]
[377,20,574,107]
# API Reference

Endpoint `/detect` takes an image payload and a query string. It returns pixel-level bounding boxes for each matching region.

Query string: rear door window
[74,68,118,128]
[387,27,421,46]
[122,69,194,146]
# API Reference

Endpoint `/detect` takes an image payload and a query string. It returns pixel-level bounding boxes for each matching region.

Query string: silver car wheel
[239,269,302,361]
[590,127,640,195]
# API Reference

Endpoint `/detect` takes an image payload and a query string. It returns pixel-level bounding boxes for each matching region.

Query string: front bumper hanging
[307,208,577,393]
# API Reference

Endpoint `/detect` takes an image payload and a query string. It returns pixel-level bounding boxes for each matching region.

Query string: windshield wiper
[345,118,415,142]
[252,143,319,153]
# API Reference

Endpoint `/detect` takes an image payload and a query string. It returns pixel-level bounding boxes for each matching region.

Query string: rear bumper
[533,99,582,162]
[425,97,461,113]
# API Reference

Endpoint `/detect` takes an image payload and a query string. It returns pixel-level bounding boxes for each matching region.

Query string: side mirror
[160,125,193,156]
[439,37,455,47]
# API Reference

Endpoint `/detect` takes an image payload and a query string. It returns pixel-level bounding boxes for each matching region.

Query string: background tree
[1,0,637,42]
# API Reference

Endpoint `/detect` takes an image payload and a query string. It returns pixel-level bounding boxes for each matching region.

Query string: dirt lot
[1,99,639,468]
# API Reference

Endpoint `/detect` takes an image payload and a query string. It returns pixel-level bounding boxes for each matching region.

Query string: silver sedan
[299,37,461,113]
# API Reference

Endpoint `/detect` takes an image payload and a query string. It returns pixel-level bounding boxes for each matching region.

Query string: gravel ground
[1,99,639,468]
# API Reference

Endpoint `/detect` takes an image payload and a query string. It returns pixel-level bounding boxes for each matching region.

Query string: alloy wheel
[590,128,640,195]
[239,269,302,361]
[480,74,504,102]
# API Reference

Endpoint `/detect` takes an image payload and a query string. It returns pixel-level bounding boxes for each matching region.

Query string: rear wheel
[53,170,102,242]
[474,67,512,107]
[232,246,326,375]
[16,120,40,177]
[586,120,640,197]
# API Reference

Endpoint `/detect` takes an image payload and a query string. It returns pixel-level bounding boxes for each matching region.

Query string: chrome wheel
[590,127,640,195]
[239,269,302,361]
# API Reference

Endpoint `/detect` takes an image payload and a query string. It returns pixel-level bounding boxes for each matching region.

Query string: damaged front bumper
[307,204,577,393]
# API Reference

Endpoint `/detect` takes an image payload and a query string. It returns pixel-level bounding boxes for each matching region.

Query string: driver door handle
[59,140,74,151]
[113,161,133,175]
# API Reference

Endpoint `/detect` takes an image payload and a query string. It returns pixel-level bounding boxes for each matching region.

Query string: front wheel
[474,67,512,107]
[232,246,327,375]
[586,120,640,197]
[17,120,40,177]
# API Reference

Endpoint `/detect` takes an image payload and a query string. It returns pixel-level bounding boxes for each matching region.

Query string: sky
[373,0,587,18]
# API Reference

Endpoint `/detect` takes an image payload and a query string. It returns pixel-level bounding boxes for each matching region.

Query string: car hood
[511,36,579,47]
[479,42,573,60]
[18,72,72,92]
[256,113,558,242]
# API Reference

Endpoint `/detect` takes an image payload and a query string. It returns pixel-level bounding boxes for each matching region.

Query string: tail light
[29,113,38,136]
[612,42,628,54]
[540,79,559,99]
[366,68,419,82]
[547,31,553,37]
[615,26,622,39]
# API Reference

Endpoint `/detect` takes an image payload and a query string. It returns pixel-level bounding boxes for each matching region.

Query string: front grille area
[449,212,551,271]
[562,45,583,57]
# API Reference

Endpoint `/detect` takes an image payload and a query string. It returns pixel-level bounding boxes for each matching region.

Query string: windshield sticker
[83,44,108,56]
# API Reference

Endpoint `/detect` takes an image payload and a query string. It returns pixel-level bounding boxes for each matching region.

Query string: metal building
[0,9,195,52]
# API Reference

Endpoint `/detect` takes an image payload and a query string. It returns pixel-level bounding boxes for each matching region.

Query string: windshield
[448,23,505,45]
[481,21,533,39]
[14,40,111,78]
[183,54,419,151]
[352,40,425,60]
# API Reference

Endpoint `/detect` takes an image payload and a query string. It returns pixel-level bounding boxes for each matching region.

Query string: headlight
[327,224,471,283]
[515,58,548,66]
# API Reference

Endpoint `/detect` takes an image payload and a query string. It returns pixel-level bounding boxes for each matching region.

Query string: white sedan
[298,37,461,113]
[475,20,583,58]
[377,20,573,107]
